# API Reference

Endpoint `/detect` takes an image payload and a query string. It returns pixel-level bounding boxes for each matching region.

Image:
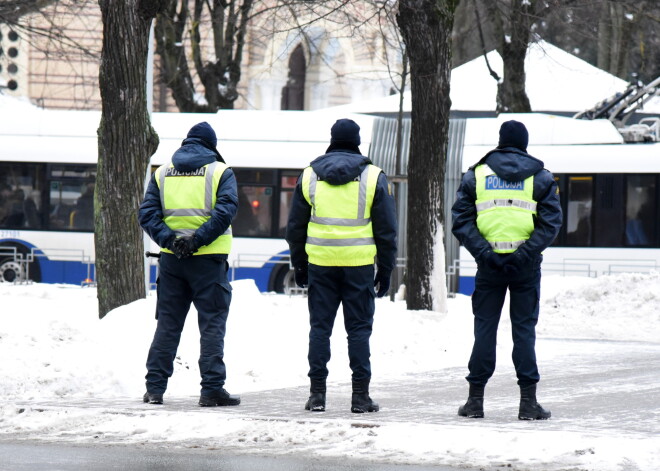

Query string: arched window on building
[281,44,306,110]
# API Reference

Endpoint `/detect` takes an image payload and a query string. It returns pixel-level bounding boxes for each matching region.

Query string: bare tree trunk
[397,0,458,311]
[495,0,532,113]
[154,1,200,112]
[598,1,636,80]
[155,0,253,112]
[96,0,163,318]
[597,2,611,73]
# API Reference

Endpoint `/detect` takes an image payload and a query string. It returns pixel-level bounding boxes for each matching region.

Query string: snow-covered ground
[1,272,659,470]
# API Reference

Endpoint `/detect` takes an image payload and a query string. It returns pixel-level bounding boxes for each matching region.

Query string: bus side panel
[147,262,276,292]
[458,276,476,296]
[149,265,158,287]
[38,259,93,285]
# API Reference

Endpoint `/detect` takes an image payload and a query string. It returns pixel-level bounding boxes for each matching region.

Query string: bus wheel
[0,244,42,283]
[0,258,22,283]
[269,264,296,294]
[281,268,297,295]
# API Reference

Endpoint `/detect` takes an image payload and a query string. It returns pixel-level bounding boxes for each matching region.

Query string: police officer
[286,118,397,413]
[138,121,240,407]
[451,120,562,420]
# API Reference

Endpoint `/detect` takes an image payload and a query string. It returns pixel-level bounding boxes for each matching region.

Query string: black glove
[374,269,391,298]
[482,250,508,271]
[165,236,177,252]
[503,251,529,276]
[172,235,198,259]
[294,265,308,288]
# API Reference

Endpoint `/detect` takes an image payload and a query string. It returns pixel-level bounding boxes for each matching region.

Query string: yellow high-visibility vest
[301,164,381,266]
[155,161,232,255]
[474,164,536,253]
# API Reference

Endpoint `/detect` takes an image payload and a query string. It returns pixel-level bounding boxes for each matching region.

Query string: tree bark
[494,0,532,113]
[96,0,163,318]
[154,0,200,112]
[397,0,458,311]
[597,2,636,80]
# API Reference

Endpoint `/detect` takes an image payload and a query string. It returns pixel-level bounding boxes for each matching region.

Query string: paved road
[0,441,459,471]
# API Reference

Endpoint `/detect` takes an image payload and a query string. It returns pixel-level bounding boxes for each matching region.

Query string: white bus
[0,107,380,291]
[2,107,659,295]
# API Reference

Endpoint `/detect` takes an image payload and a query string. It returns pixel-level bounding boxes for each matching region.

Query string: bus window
[48,165,96,231]
[625,175,656,246]
[0,162,44,230]
[566,176,593,246]
[234,169,275,237]
[551,175,562,246]
[233,186,272,236]
[278,171,299,237]
[49,181,79,229]
[233,186,262,236]
[72,183,95,231]
[593,174,624,247]
[234,169,275,185]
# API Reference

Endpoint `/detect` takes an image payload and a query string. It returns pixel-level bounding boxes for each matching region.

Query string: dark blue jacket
[285,149,398,274]
[138,138,238,251]
[451,147,562,264]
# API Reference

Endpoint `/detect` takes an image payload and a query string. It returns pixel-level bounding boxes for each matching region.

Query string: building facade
[0,1,403,112]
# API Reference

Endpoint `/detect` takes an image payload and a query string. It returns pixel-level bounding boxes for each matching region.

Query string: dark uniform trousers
[307,264,376,382]
[467,266,541,388]
[146,253,232,395]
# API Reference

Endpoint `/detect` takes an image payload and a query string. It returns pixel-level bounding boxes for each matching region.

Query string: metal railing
[4,243,657,295]
[230,252,291,277]
[0,245,95,285]
[230,253,306,296]
[446,257,659,294]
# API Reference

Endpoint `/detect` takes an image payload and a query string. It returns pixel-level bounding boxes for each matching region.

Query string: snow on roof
[0,104,374,145]
[464,113,624,146]
[327,40,660,115]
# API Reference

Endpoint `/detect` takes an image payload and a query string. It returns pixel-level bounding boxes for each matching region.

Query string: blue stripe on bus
[38,259,94,285]
[458,276,476,296]
[2,237,288,291]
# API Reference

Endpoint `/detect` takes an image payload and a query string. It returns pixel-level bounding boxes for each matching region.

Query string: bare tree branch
[0,0,58,24]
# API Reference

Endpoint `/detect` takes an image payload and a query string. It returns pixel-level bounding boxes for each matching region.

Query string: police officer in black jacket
[286,119,397,413]
[452,120,562,420]
[138,122,240,408]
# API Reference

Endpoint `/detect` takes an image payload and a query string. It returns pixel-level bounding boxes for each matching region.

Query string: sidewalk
[17,338,660,437]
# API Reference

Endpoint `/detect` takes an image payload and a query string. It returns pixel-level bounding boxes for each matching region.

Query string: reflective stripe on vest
[474,164,536,254]
[301,164,381,266]
[155,161,232,255]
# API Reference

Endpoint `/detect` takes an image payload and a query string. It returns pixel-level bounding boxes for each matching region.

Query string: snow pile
[1,273,658,400]
[540,272,660,342]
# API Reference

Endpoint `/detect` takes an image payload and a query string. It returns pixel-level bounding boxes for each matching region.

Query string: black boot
[199,388,241,407]
[518,384,551,420]
[351,379,379,413]
[305,379,326,412]
[458,383,485,418]
[143,391,163,405]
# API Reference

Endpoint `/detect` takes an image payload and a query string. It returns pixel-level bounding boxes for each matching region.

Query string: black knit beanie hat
[498,120,529,151]
[187,122,217,148]
[330,119,361,147]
